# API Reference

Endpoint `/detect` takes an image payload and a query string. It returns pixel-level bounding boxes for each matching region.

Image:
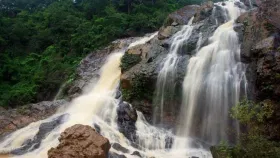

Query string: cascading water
[176,1,247,145]
[0,32,210,158]
[153,18,194,124]
[0,0,250,158]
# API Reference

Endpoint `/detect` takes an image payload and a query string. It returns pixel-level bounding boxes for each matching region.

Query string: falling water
[0,0,249,157]
[153,18,194,124]
[176,1,247,145]
[0,32,211,158]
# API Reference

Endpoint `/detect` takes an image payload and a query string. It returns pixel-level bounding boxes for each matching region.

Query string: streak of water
[153,17,194,124]
[176,0,247,146]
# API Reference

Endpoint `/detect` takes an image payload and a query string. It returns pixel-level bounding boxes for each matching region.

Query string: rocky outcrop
[120,2,227,123]
[236,3,280,140]
[0,100,68,137]
[117,101,138,142]
[164,5,200,26]
[48,124,110,158]
[61,38,138,99]
[159,5,199,40]
[193,1,214,23]
[257,0,280,29]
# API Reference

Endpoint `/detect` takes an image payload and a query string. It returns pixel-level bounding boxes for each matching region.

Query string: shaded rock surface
[117,101,138,142]
[236,4,280,140]
[48,124,110,158]
[0,100,68,137]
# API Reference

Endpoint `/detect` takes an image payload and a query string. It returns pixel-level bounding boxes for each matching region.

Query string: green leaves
[0,0,206,107]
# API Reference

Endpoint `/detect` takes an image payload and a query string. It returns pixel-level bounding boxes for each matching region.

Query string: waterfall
[176,1,247,145]
[153,18,194,124]
[0,32,211,158]
[0,0,249,157]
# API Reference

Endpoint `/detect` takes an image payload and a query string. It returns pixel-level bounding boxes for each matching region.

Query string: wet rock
[48,124,110,158]
[131,151,142,157]
[158,5,199,40]
[63,37,140,99]
[115,90,122,100]
[0,100,68,137]
[108,152,127,158]
[193,1,214,23]
[120,2,222,125]
[240,0,258,8]
[117,101,137,142]
[94,123,101,134]
[121,37,167,91]
[165,5,200,26]
[165,136,173,149]
[111,143,130,153]
[11,114,67,155]
[158,26,180,40]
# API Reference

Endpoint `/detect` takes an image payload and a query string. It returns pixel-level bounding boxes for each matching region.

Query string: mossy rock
[120,53,141,72]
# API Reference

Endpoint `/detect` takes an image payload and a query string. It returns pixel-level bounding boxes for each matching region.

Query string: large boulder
[193,1,214,23]
[117,101,138,142]
[165,5,200,26]
[158,5,200,40]
[48,124,110,158]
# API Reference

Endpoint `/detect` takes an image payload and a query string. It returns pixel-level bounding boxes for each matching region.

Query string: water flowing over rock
[175,1,247,145]
[3,0,279,157]
[0,100,68,137]
[48,124,110,158]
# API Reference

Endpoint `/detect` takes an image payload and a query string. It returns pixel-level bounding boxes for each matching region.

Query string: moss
[121,88,133,101]
[264,22,276,33]
[120,53,141,72]
[122,73,154,102]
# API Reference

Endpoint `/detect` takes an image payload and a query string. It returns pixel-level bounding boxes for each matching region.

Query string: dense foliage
[0,0,209,107]
[212,100,280,158]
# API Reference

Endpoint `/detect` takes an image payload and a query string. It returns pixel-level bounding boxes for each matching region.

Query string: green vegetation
[0,0,209,107]
[212,100,280,158]
[122,73,153,102]
[121,53,141,71]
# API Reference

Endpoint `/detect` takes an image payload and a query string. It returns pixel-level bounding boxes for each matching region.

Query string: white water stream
[153,18,194,124]
[176,1,247,145]
[0,33,210,158]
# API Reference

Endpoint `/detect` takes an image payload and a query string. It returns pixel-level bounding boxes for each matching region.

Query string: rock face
[117,101,138,142]
[62,38,138,99]
[236,3,280,140]
[48,124,110,158]
[159,5,199,40]
[120,2,227,123]
[0,100,68,137]
[257,0,280,29]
